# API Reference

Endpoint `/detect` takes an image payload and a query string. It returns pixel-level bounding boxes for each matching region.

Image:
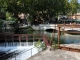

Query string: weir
[0,34,51,47]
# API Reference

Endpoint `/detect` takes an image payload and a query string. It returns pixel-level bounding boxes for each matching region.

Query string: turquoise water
[60,33,80,44]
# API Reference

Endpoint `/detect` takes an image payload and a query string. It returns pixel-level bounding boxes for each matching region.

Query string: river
[0,30,80,60]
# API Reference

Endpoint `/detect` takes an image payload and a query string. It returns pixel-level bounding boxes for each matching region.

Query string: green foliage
[46,34,65,50]
[46,35,58,50]
[6,12,17,21]
[0,20,3,32]
[16,28,34,34]
[51,41,58,50]
[34,40,46,51]
[69,0,79,15]
[0,0,79,22]
[27,15,33,23]
[77,3,80,13]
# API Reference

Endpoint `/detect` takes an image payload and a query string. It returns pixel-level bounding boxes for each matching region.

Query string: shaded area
[45,29,57,33]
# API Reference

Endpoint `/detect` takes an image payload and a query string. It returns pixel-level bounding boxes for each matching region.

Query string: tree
[59,0,70,15]
[0,0,79,23]
[69,0,79,15]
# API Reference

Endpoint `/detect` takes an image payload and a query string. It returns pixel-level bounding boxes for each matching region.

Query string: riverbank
[27,46,80,60]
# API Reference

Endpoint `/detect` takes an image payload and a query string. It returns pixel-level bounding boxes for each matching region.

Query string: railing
[0,34,50,60]
[0,34,50,47]
[0,47,39,60]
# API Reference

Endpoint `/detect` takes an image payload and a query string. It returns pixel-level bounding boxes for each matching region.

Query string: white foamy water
[0,42,39,60]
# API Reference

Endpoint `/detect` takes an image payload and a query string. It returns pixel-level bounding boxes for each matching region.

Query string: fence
[0,34,50,46]
[0,34,50,60]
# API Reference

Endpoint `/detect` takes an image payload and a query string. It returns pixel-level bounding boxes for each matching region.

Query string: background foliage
[0,0,79,22]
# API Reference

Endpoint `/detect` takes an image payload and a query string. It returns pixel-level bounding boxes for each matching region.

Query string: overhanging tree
[0,0,79,23]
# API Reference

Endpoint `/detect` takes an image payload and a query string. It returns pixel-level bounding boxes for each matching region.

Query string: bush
[34,40,46,51]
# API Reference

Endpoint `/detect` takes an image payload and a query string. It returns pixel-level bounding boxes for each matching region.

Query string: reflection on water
[15,29,80,44]
[45,31,80,44]
[3,27,80,44]
[60,33,80,44]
